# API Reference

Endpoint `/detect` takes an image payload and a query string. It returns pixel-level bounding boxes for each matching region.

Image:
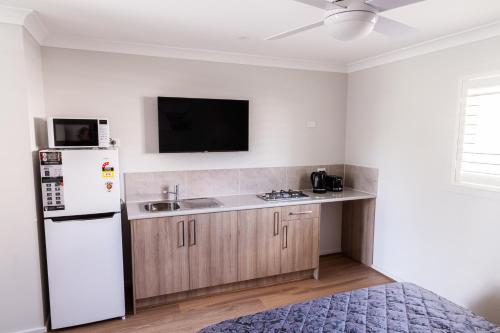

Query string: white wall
[41,47,347,173]
[346,36,500,324]
[24,29,47,150]
[0,23,45,333]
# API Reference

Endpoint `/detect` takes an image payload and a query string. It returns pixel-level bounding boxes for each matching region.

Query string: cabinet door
[238,208,281,281]
[280,217,320,274]
[132,216,189,299]
[188,211,238,290]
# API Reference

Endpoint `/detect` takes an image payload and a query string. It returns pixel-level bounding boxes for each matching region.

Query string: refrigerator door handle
[50,212,117,223]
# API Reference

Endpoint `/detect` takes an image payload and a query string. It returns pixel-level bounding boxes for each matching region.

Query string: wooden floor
[57,254,393,333]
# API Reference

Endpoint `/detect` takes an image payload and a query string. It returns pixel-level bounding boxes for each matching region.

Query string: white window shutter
[456,75,500,189]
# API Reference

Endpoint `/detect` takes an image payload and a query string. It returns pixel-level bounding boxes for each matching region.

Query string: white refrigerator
[40,149,125,329]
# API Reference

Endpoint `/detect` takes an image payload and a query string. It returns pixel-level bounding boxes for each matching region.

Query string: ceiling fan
[265,0,423,42]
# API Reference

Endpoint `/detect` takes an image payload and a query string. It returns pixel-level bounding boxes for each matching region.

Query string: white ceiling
[2,0,500,72]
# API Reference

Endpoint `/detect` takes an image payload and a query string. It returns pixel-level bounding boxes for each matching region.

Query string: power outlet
[306,121,317,128]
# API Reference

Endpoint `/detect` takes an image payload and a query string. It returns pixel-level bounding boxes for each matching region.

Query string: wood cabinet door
[280,217,320,274]
[132,216,189,299]
[188,211,238,290]
[237,208,282,281]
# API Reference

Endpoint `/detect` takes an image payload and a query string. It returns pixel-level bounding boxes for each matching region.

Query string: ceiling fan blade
[374,16,415,37]
[292,0,344,10]
[365,0,424,12]
[265,20,324,40]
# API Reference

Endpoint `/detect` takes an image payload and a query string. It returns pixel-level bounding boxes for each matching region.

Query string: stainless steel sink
[179,198,223,209]
[144,198,222,212]
[144,201,180,212]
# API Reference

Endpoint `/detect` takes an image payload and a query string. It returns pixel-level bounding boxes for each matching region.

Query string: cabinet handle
[289,210,313,216]
[282,225,288,249]
[177,220,185,247]
[189,219,196,246]
[273,211,279,236]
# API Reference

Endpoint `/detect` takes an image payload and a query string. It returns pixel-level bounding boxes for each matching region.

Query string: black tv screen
[158,97,249,153]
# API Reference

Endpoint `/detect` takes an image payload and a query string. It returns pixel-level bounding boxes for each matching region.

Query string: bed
[199,282,499,333]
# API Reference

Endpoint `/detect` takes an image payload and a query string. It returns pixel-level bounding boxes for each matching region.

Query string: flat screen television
[158,97,249,153]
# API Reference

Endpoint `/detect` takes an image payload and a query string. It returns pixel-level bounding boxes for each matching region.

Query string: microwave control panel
[40,151,65,211]
[98,119,110,147]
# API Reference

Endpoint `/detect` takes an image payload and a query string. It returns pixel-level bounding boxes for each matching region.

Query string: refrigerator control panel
[40,151,65,211]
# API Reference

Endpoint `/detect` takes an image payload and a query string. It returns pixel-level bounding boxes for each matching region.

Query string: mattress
[199,282,499,333]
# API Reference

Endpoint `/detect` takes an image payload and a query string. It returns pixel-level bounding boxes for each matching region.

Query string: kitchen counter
[126,188,375,220]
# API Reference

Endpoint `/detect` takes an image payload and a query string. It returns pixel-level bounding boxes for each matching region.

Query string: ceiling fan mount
[323,9,378,41]
[265,0,423,42]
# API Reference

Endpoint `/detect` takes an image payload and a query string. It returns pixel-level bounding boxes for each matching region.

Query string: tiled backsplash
[125,164,345,202]
[344,164,378,195]
[125,164,378,202]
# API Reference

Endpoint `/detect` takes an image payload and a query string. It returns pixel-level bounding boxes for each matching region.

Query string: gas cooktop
[257,189,309,201]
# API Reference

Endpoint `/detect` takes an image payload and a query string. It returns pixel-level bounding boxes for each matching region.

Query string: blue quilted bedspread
[199,282,499,333]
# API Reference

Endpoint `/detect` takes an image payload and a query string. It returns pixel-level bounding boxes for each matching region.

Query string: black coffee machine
[325,175,344,192]
[310,170,328,193]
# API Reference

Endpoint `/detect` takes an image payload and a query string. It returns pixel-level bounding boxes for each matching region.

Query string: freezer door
[41,149,121,218]
[45,213,125,329]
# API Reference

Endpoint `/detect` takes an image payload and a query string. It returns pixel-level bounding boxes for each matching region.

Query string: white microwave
[47,117,110,148]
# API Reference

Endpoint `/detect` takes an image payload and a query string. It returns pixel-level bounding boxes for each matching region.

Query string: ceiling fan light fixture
[324,10,378,41]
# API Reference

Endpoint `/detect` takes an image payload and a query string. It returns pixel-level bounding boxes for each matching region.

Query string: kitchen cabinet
[131,204,319,306]
[280,205,320,274]
[237,207,282,281]
[132,216,189,299]
[188,211,238,289]
[237,204,320,279]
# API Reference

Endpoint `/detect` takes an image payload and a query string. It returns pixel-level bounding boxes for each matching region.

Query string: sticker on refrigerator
[101,161,115,179]
[105,181,113,192]
[40,152,65,211]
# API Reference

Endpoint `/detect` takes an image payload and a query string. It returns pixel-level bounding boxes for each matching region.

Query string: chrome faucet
[162,184,180,201]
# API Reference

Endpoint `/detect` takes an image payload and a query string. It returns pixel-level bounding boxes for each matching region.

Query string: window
[455,75,500,190]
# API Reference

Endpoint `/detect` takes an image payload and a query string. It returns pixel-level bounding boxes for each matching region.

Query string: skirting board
[9,327,46,333]
[320,248,342,256]
[136,270,315,310]
[370,264,404,282]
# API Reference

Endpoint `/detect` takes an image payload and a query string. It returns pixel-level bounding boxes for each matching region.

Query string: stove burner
[257,189,309,201]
